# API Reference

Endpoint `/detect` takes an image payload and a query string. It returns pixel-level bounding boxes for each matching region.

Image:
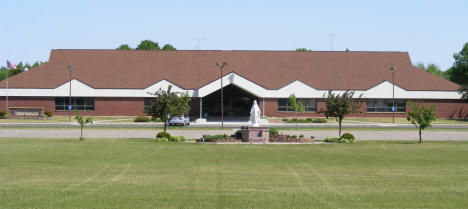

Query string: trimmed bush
[269,128,279,137]
[44,110,54,117]
[178,136,186,141]
[324,137,340,143]
[170,136,181,142]
[160,137,169,142]
[299,134,304,138]
[202,135,227,142]
[341,132,355,140]
[156,132,172,139]
[291,135,297,139]
[298,119,308,123]
[312,118,327,123]
[0,110,7,117]
[235,130,242,139]
[134,116,150,122]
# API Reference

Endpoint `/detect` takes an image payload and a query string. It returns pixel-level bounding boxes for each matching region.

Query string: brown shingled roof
[0,49,460,91]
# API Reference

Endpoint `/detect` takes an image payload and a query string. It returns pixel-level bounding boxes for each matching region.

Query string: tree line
[0,61,46,81]
[116,40,176,50]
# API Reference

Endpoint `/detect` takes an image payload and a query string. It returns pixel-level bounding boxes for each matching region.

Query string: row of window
[276,98,406,113]
[54,97,406,113]
[54,97,95,111]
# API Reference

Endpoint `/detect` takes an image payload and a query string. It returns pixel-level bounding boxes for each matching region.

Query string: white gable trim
[0,77,462,99]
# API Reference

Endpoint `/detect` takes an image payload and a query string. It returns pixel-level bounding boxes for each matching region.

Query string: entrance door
[202,84,258,121]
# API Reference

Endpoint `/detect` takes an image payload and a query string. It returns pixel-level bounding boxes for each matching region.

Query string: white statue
[250,100,261,127]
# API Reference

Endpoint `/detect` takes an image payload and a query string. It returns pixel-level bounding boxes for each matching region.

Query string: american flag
[7,60,17,70]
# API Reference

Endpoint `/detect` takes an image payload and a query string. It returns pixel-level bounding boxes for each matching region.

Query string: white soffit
[0,76,462,99]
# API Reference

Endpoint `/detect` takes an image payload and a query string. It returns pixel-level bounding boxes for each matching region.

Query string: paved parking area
[1,128,467,141]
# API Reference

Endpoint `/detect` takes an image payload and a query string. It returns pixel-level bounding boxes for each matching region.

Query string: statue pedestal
[241,126,269,143]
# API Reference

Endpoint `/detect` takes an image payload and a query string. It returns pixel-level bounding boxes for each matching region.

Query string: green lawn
[0,116,138,123]
[1,139,467,208]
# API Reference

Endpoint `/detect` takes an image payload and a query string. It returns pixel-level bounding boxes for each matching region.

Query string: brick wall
[1,97,467,118]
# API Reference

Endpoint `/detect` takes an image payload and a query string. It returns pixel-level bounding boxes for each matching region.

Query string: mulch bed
[196,135,314,143]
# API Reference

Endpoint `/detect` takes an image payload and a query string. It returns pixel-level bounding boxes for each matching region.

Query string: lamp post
[390,67,397,123]
[216,62,227,129]
[68,65,73,122]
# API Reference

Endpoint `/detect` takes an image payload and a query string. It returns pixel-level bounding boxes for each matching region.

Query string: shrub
[269,128,279,137]
[160,137,169,142]
[324,137,340,143]
[307,118,313,121]
[44,110,54,117]
[312,118,327,123]
[291,135,297,139]
[299,134,304,138]
[340,133,355,143]
[286,135,291,138]
[156,131,172,139]
[202,134,226,142]
[134,116,150,122]
[178,136,186,141]
[235,130,242,139]
[341,133,355,140]
[282,118,288,122]
[170,136,180,142]
[298,119,309,123]
[0,110,7,117]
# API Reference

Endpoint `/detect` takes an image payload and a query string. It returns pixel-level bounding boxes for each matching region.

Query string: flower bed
[270,135,315,143]
[196,137,242,143]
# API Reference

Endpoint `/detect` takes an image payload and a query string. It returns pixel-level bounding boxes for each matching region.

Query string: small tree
[321,90,362,136]
[145,86,191,133]
[406,102,438,143]
[75,112,93,141]
[288,94,305,130]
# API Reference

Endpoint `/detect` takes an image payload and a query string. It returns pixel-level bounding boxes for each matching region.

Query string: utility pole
[68,66,73,122]
[216,62,227,129]
[391,67,397,123]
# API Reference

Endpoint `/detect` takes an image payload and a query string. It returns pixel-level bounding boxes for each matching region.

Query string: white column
[199,97,202,119]
[262,97,265,119]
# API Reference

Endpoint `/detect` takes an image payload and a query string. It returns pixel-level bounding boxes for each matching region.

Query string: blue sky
[1,0,467,70]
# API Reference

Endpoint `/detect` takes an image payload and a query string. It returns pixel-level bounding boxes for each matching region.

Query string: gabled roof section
[0,49,460,91]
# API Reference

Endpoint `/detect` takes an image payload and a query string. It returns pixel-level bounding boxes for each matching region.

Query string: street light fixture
[216,62,227,129]
[390,66,397,123]
[68,65,73,122]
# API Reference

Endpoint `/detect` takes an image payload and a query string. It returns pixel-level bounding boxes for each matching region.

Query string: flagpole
[5,68,8,113]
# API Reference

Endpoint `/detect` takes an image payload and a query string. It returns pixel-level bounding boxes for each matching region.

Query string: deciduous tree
[136,40,160,50]
[145,86,191,133]
[414,62,447,79]
[162,44,176,50]
[116,44,132,50]
[288,94,305,130]
[406,102,437,143]
[75,112,93,141]
[321,90,362,136]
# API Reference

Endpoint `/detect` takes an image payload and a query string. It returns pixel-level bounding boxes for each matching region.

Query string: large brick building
[1,49,467,119]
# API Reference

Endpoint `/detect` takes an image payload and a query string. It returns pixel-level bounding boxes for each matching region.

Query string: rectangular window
[277,98,317,112]
[366,99,406,113]
[55,97,94,111]
[144,97,155,112]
